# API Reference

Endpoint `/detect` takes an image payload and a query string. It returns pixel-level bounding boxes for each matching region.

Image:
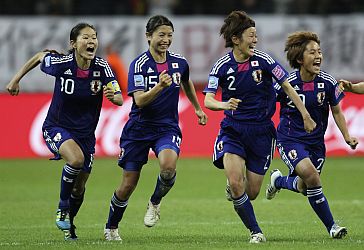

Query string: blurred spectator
[35,0,72,15]
[287,0,362,14]
[148,0,178,15]
[0,0,34,15]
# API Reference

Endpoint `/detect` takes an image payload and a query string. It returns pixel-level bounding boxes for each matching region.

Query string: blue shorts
[212,119,276,175]
[42,126,95,173]
[277,140,326,176]
[118,120,182,171]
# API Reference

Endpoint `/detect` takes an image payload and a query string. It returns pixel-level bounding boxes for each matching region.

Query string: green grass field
[0,157,363,249]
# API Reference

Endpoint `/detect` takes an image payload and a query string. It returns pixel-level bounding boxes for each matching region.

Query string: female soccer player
[203,11,316,243]
[6,23,123,240]
[266,31,358,239]
[103,15,207,241]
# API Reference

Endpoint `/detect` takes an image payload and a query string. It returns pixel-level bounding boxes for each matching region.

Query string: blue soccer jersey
[203,50,289,123]
[40,53,120,138]
[276,70,344,144]
[127,50,189,126]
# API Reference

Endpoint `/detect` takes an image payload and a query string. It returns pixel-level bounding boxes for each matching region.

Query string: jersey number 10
[60,77,75,94]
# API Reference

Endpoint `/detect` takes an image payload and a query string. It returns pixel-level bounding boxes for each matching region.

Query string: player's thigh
[295,158,321,186]
[59,139,84,167]
[223,153,246,182]
[154,130,181,170]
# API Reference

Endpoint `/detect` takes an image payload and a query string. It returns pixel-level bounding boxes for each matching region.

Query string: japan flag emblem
[90,80,102,94]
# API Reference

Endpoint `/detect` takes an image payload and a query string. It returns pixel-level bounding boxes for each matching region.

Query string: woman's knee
[303,171,321,187]
[228,178,244,196]
[247,188,260,200]
[60,140,85,168]
[67,157,84,168]
[160,168,176,180]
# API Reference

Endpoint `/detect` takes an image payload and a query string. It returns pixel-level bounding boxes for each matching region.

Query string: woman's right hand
[303,115,316,133]
[6,80,20,96]
[159,70,172,88]
[224,98,241,110]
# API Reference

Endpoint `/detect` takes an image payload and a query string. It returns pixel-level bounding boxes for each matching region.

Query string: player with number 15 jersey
[104,16,207,241]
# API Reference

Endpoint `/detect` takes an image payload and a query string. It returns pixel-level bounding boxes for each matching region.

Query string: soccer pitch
[0,157,363,249]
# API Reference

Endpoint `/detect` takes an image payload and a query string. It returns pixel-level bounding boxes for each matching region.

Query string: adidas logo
[227,68,235,74]
[147,67,154,73]
[293,85,300,91]
[64,69,72,75]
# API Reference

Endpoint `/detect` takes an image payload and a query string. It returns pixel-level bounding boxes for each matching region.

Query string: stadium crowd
[1,0,364,15]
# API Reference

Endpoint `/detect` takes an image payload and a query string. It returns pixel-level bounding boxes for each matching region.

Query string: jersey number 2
[227,76,236,90]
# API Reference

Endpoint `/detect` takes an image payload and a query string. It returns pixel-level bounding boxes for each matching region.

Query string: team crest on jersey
[172,72,181,85]
[252,70,263,84]
[93,71,100,77]
[317,92,325,105]
[216,141,224,151]
[53,133,62,142]
[90,80,102,94]
[288,149,297,160]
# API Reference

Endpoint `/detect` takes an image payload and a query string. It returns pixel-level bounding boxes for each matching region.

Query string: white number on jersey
[145,75,158,91]
[227,76,236,90]
[287,94,305,108]
[60,77,75,94]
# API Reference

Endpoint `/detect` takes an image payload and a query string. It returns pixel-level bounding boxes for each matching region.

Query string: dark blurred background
[1,0,364,16]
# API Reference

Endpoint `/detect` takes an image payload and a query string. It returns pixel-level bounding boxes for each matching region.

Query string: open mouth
[248,45,255,53]
[159,44,169,49]
[313,61,321,68]
[86,47,95,53]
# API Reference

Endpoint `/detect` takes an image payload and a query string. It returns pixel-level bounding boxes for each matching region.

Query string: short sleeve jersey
[276,70,344,144]
[127,50,189,126]
[41,53,120,138]
[203,50,289,123]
